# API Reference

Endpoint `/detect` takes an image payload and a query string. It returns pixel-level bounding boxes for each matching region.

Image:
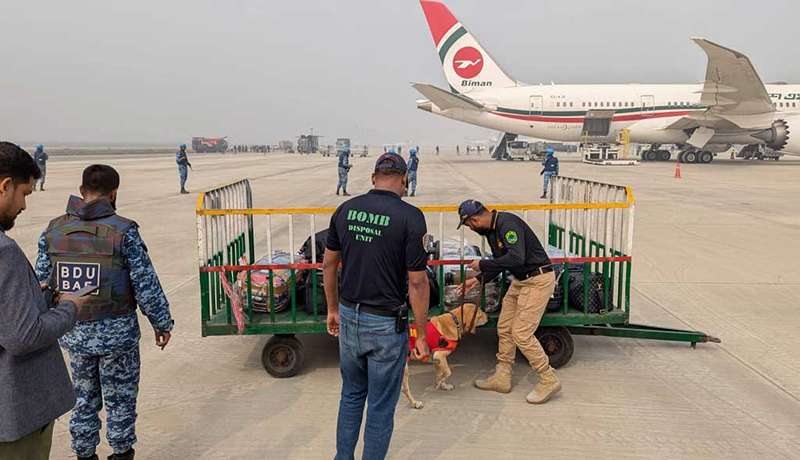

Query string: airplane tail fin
[419,0,516,94]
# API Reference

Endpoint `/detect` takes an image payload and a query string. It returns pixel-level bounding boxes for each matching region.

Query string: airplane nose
[416,99,433,112]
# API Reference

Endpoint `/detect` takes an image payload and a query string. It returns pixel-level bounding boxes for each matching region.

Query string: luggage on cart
[567,270,613,313]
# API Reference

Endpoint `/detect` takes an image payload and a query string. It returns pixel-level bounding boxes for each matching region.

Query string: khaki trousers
[496,271,556,372]
[0,422,54,460]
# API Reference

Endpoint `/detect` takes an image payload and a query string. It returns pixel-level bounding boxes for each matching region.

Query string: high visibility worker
[35,165,174,460]
[540,147,559,199]
[176,144,192,194]
[457,199,561,404]
[336,148,352,196]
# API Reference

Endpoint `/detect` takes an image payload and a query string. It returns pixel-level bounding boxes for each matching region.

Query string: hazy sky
[2,0,798,146]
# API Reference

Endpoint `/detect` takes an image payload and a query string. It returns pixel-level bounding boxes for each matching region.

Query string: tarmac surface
[9,149,800,459]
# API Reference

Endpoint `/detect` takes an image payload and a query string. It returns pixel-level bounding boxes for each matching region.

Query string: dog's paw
[437,382,455,391]
[412,401,424,409]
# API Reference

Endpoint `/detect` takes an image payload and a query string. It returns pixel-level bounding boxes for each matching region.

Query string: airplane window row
[578,101,637,108]
[667,102,691,107]
[554,101,574,108]
[776,102,797,108]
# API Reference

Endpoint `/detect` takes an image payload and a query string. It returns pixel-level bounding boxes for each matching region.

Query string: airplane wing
[412,83,485,111]
[667,38,775,132]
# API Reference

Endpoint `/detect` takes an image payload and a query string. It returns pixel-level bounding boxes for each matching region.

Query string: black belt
[517,265,554,280]
[340,299,406,317]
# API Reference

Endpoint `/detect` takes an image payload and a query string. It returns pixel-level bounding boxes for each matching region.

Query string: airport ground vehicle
[196,177,719,378]
[737,144,782,161]
[297,135,320,154]
[192,137,229,153]
[336,137,351,153]
[506,140,532,161]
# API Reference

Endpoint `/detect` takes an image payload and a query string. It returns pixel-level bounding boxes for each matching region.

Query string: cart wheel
[535,327,574,369]
[262,335,305,378]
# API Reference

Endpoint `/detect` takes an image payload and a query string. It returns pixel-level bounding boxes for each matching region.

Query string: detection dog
[401,303,488,409]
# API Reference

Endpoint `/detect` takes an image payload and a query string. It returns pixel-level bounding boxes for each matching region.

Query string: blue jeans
[335,304,408,460]
[542,172,555,195]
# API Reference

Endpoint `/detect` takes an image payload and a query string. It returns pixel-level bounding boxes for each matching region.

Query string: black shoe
[180,189,189,194]
[410,192,415,197]
[107,448,135,460]
[342,192,350,196]
[78,455,99,460]
[540,194,547,199]
[336,188,340,196]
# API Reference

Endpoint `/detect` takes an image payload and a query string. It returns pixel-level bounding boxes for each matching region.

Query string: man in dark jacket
[0,142,87,460]
[33,144,48,191]
[540,148,559,199]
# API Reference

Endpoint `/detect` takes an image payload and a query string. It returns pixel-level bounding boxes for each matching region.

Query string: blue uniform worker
[540,148,559,199]
[337,149,351,196]
[35,165,173,460]
[407,148,419,197]
[176,144,192,194]
[34,144,48,191]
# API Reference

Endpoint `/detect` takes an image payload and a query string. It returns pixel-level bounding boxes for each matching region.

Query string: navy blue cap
[374,152,407,174]
[457,199,485,228]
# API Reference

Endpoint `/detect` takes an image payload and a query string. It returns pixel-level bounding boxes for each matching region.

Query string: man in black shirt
[457,199,562,404]
[324,153,430,460]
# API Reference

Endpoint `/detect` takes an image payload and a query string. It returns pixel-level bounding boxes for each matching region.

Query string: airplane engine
[754,118,795,153]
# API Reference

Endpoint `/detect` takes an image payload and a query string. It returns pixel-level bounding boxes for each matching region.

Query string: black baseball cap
[374,152,407,174]
[457,199,485,229]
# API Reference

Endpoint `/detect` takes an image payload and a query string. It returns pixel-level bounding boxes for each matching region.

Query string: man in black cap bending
[457,199,561,404]
[323,153,431,460]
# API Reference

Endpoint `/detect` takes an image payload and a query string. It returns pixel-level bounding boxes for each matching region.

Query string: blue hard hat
[36,144,44,150]
[409,148,417,155]
[180,144,187,149]
[546,147,554,154]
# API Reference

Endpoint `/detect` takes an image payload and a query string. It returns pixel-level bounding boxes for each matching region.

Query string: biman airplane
[414,0,800,164]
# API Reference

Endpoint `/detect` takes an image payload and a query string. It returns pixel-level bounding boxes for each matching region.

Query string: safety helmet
[546,147,555,155]
[180,144,187,149]
[409,148,417,155]
[36,144,44,151]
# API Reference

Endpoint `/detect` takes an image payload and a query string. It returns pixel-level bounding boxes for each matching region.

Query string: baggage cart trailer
[196,177,719,377]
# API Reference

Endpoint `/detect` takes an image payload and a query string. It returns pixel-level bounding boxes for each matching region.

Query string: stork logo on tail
[453,46,483,79]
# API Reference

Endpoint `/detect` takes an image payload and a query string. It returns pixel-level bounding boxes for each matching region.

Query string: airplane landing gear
[641,144,672,162]
[678,149,714,164]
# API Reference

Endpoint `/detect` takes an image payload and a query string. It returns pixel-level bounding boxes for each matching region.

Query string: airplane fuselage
[427,84,800,146]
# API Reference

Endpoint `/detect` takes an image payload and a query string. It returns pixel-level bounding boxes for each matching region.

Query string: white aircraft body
[414,0,800,163]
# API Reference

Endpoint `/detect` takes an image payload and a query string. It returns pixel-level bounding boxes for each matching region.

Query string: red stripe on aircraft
[492,110,692,124]
[420,0,459,46]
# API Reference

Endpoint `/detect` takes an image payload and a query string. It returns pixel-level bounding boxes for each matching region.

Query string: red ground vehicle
[192,137,229,153]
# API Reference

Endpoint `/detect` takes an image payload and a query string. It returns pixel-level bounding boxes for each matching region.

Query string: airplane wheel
[658,150,671,161]
[684,151,698,163]
[700,151,713,164]
[644,150,657,161]
[677,152,686,163]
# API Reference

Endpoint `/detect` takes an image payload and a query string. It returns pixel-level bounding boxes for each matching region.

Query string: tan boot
[474,362,512,393]
[526,366,561,404]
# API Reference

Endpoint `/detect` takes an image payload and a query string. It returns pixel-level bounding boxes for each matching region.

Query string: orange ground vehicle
[192,137,229,153]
